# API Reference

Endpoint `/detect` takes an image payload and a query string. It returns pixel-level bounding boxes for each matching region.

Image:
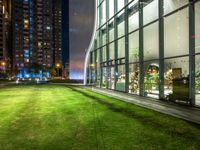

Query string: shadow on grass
[67,86,200,142]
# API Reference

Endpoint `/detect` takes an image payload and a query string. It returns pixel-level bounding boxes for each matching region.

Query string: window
[129,31,139,63]
[129,12,139,32]
[109,0,114,18]
[144,22,159,61]
[109,42,115,60]
[102,46,107,62]
[164,0,188,15]
[164,57,189,98]
[118,21,125,38]
[129,63,140,95]
[102,33,107,46]
[116,65,126,91]
[118,37,125,58]
[109,27,114,42]
[164,8,189,58]
[143,0,158,25]
[144,60,159,99]
[195,2,200,53]
[196,55,200,106]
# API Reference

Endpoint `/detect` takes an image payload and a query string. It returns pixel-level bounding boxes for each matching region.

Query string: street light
[56,63,61,77]
[1,62,6,67]
[56,63,60,68]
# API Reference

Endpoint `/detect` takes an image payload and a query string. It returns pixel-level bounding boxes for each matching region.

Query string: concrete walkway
[86,87,200,124]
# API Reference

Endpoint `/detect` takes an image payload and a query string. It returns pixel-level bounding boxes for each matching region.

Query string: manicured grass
[0,84,200,150]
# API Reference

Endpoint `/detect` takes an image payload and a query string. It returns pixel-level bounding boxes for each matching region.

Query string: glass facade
[87,0,200,106]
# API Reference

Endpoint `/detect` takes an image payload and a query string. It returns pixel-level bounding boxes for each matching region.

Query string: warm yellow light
[1,62,6,66]
[90,64,95,67]
[56,63,61,68]
[24,20,29,24]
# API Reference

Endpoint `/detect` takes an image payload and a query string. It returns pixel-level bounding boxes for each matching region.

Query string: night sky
[69,0,95,79]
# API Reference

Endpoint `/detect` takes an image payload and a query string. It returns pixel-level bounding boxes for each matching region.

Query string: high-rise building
[53,0,62,66]
[85,0,200,107]
[0,0,11,71]
[33,0,53,68]
[62,0,69,78]
[12,0,33,77]
[12,0,53,77]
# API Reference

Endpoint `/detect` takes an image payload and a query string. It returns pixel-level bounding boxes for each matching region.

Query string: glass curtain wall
[195,1,200,106]
[88,0,200,105]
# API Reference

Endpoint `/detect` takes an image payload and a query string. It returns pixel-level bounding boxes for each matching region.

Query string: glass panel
[128,0,138,8]
[118,0,124,11]
[109,19,114,42]
[102,1,106,25]
[102,46,107,62]
[164,57,189,101]
[129,12,139,32]
[118,37,125,58]
[102,67,107,88]
[109,42,115,60]
[195,2,200,53]
[108,67,115,90]
[144,61,159,99]
[164,8,189,58]
[129,31,139,62]
[196,55,200,106]
[118,21,125,38]
[96,50,101,87]
[144,22,159,61]
[143,0,158,25]
[116,65,126,91]
[164,0,188,15]
[109,27,114,42]
[102,33,107,46]
[129,63,140,95]
[109,0,114,18]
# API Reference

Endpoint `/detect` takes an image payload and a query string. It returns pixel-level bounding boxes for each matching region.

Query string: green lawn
[0,84,200,150]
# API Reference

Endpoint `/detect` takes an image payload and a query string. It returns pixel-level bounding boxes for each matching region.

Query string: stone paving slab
[85,86,200,125]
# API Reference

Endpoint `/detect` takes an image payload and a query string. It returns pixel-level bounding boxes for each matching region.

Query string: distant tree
[49,66,57,78]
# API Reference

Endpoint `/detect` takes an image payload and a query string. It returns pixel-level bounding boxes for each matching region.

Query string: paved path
[85,87,200,124]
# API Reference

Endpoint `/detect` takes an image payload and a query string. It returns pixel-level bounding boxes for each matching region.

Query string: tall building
[12,0,33,77]
[62,0,69,78]
[33,0,53,69]
[12,0,54,77]
[53,0,62,66]
[85,0,200,107]
[0,0,11,71]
